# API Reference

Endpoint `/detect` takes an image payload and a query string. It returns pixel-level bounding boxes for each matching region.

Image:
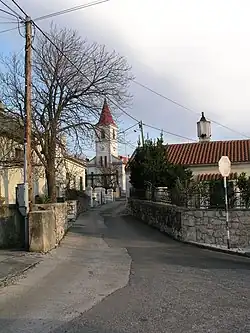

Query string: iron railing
[130,187,250,209]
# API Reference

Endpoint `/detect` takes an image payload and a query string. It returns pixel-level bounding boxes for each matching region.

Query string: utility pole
[139,121,145,146]
[24,16,32,249]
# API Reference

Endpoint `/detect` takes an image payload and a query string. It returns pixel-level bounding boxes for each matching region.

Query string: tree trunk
[46,164,56,202]
[45,142,57,202]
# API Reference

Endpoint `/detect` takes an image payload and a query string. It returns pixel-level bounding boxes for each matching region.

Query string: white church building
[86,99,128,196]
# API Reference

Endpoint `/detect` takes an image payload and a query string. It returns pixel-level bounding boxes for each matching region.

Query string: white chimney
[197,112,211,142]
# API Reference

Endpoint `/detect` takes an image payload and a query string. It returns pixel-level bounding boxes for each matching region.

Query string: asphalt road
[0,204,131,333]
[61,207,250,333]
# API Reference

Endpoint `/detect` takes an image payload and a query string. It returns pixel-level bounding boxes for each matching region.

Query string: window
[79,176,83,191]
[101,129,105,139]
[100,156,103,166]
[113,129,116,139]
[15,148,23,159]
[104,156,107,167]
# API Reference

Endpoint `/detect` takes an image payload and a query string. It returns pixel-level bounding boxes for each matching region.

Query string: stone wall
[30,201,77,252]
[128,199,250,248]
[0,205,25,248]
[29,210,56,253]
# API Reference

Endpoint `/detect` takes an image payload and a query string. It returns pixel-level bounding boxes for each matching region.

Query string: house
[0,104,86,204]
[87,99,128,195]
[126,112,250,198]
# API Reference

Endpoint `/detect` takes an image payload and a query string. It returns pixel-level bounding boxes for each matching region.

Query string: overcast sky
[1,0,250,157]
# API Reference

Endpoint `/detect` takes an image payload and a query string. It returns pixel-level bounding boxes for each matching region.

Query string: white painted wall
[95,124,118,165]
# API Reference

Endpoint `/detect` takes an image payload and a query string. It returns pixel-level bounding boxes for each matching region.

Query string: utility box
[16,183,29,216]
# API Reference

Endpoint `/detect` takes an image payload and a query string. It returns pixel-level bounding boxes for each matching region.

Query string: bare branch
[0,23,133,201]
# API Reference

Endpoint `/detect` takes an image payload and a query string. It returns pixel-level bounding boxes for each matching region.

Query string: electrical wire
[0,1,110,35]
[4,0,250,141]
[0,15,17,20]
[34,0,111,22]
[0,0,23,20]
[0,20,18,24]
[31,23,196,142]
[0,7,19,19]
[10,0,27,18]
[5,1,242,144]
[143,123,195,142]
[0,25,18,34]
[31,44,138,151]
[133,80,250,139]
[32,20,140,124]
[119,123,139,134]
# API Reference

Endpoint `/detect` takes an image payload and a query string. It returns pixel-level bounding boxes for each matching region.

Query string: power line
[32,21,140,124]
[119,123,139,134]
[0,1,110,35]
[35,0,111,22]
[10,0,27,18]
[0,15,17,20]
[0,25,19,34]
[0,0,23,20]
[0,20,18,24]
[0,2,211,144]
[31,45,137,149]
[6,1,139,126]
[0,7,19,19]
[31,23,194,143]
[133,80,250,139]
[3,0,250,142]
[143,123,195,142]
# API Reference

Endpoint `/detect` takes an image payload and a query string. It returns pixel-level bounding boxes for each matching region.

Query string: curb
[0,260,41,288]
[179,239,250,258]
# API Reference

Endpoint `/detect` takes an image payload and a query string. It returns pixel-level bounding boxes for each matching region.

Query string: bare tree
[0,24,133,202]
[0,112,24,168]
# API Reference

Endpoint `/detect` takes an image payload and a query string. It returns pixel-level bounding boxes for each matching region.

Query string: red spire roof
[97,99,117,127]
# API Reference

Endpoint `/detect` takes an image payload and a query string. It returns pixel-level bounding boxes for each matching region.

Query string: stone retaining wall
[128,199,250,248]
[0,205,25,248]
[30,201,77,252]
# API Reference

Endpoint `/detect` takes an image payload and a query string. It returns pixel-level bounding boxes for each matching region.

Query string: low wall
[30,201,77,252]
[0,205,25,248]
[128,199,250,248]
[29,210,56,253]
[76,196,90,215]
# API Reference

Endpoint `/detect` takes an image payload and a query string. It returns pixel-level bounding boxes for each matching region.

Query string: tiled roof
[167,140,250,165]
[196,172,238,182]
[119,155,129,164]
[97,99,117,127]
[64,153,87,167]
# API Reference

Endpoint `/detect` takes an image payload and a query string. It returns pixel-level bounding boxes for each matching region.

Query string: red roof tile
[119,155,129,164]
[97,99,116,127]
[196,172,238,182]
[167,140,250,165]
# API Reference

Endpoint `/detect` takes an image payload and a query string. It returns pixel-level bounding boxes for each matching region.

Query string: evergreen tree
[129,134,192,191]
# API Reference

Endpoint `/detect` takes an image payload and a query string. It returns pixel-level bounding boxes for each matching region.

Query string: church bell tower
[95,99,118,167]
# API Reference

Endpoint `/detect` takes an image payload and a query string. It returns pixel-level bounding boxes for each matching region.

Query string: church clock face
[100,144,105,151]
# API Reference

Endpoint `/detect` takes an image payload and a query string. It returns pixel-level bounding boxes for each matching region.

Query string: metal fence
[130,187,249,209]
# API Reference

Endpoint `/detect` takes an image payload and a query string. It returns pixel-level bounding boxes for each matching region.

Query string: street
[1,201,250,332]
